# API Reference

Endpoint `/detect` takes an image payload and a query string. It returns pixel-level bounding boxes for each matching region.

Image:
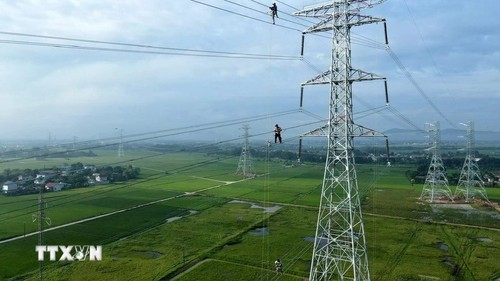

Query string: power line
[0,109,302,164]
[385,47,456,128]
[0,110,328,219]
[1,100,394,220]
[246,0,310,27]
[401,0,459,129]
[0,157,229,225]
[1,3,454,135]
[250,1,454,130]
[302,58,422,131]
[387,106,424,132]
[275,0,300,12]
[0,30,298,60]
[320,19,457,131]
[2,131,276,222]
[191,0,302,32]
[192,0,328,42]
[351,32,386,50]
[292,3,452,129]
[402,0,441,72]
[0,117,326,223]
[0,108,384,230]
[1,135,266,221]
[0,39,301,60]
[195,0,386,47]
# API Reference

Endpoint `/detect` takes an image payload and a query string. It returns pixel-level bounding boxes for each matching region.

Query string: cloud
[0,0,499,141]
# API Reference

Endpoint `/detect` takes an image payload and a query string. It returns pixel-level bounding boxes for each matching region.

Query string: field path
[190,175,234,184]
[363,212,500,232]
[171,258,305,280]
[242,199,500,232]
[0,177,251,245]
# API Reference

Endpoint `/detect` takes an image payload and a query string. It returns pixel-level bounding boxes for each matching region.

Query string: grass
[0,185,182,240]
[0,198,196,279]
[28,198,269,281]
[175,259,304,281]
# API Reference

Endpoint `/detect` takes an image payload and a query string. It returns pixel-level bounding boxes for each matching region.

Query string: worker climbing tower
[294,1,387,280]
[235,125,255,177]
[420,121,453,202]
[454,121,488,202]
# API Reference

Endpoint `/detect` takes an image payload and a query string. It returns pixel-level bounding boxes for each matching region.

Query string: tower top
[293,0,386,17]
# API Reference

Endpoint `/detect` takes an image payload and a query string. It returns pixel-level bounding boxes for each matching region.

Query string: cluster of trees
[0,147,96,160]
[96,164,141,181]
[60,163,140,187]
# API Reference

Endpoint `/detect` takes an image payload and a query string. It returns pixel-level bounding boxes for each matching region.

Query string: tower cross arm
[351,123,386,137]
[301,69,384,86]
[301,70,332,86]
[349,68,385,82]
[300,123,386,138]
[292,2,336,18]
[303,14,385,34]
[293,0,387,18]
[301,123,329,137]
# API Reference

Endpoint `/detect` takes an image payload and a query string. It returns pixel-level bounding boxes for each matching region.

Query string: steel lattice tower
[235,125,255,177]
[294,1,386,280]
[116,128,125,157]
[454,122,488,202]
[420,121,453,202]
[32,187,51,281]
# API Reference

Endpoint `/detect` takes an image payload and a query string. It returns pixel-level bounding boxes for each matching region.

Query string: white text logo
[35,245,102,261]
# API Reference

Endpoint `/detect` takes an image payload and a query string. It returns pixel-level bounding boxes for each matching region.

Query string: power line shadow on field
[375,222,423,281]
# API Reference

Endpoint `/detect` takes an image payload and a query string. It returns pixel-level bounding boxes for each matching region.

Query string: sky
[0,0,499,144]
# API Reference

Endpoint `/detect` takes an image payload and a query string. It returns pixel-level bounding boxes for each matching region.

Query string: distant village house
[44,182,68,192]
[2,181,18,194]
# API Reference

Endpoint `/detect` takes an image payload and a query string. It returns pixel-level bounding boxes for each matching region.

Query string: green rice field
[0,148,498,280]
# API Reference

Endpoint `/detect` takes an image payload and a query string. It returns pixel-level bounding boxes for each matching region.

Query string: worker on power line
[274,124,282,143]
[275,259,283,273]
[269,3,278,24]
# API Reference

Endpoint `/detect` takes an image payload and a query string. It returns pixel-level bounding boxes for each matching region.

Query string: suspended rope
[261,21,275,277]
[261,140,272,277]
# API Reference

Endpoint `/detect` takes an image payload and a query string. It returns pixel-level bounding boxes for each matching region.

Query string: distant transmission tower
[420,121,453,202]
[454,121,488,202]
[294,1,388,280]
[116,128,125,157]
[235,125,255,177]
[32,187,51,281]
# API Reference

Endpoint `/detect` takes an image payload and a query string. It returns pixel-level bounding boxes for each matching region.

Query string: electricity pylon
[420,121,453,202]
[294,1,387,280]
[32,186,51,281]
[235,125,255,177]
[116,128,125,157]
[455,121,488,202]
